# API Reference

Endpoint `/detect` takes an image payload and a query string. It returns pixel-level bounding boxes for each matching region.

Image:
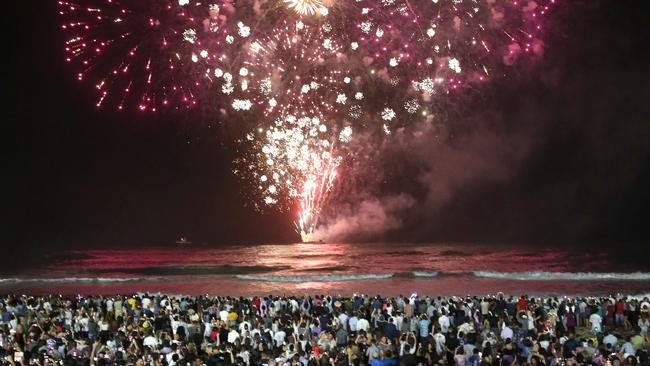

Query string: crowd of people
[0,293,649,366]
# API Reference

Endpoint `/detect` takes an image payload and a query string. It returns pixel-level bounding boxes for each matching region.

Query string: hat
[334,301,341,307]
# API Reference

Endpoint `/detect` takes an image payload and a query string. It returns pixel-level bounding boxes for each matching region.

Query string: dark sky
[4,0,650,251]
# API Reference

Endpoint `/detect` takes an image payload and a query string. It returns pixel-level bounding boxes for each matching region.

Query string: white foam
[0,277,168,284]
[412,271,439,277]
[235,274,393,282]
[473,271,650,281]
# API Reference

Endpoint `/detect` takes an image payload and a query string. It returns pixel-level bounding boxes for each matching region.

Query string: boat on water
[175,236,192,245]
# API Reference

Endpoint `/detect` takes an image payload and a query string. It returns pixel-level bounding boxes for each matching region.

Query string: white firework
[449,58,462,73]
[381,108,396,121]
[259,78,272,95]
[237,22,251,38]
[232,99,252,111]
[348,105,362,119]
[284,0,325,16]
[339,126,353,143]
[221,83,234,95]
[416,77,435,94]
[360,22,372,34]
[182,29,197,44]
[404,99,420,114]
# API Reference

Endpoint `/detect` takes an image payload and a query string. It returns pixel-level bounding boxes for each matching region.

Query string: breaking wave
[236,274,394,282]
[412,271,440,277]
[237,272,441,282]
[76,265,288,276]
[473,271,650,281]
[0,277,172,284]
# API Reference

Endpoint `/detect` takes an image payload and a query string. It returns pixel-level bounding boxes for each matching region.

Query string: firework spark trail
[57,0,244,111]
[297,143,339,242]
[220,19,355,120]
[284,0,328,16]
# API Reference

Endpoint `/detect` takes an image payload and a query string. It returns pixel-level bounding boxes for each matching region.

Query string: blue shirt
[418,319,431,337]
[468,355,480,366]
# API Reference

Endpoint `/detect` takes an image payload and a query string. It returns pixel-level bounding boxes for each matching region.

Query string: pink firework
[323,0,557,126]
[297,145,339,242]
[58,0,238,111]
[222,19,355,120]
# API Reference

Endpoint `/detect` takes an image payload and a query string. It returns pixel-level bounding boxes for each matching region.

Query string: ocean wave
[236,274,394,282]
[412,271,440,277]
[439,250,471,257]
[76,265,288,276]
[297,266,357,273]
[0,277,171,284]
[473,271,650,281]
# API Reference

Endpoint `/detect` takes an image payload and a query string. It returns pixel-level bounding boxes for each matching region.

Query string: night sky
[5,0,650,253]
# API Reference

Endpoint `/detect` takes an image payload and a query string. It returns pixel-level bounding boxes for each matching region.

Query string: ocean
[2,243,649,296]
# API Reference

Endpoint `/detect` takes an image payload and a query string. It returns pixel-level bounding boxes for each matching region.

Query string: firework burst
[58,0,242,111]
[222,20,360,121]
[283,0,328,16]
[233,111,350,238]
[324,0,555,126]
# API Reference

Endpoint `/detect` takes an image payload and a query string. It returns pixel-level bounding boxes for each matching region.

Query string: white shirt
[500,326,513,341]
[239,321,251,333]
[203,323,213,338]
[227,329,240,344]
[589,313,602,331]
[274,330,286,347]
[143,335,158,347]
[349,316,359,332]
[79,317,89,332]
[457,322,473,337]
[621,342,635,355]
[603,334,618,349]
[171,319,180,335]
[338,313,349,331]
[394,314,404,331]
[481,301,490,315]
[290,299,299,313]
[433,332,446,355]
[356,318,370,332]
[438,315,450,334]
[219,310,229,322]
[166,352,178,364]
